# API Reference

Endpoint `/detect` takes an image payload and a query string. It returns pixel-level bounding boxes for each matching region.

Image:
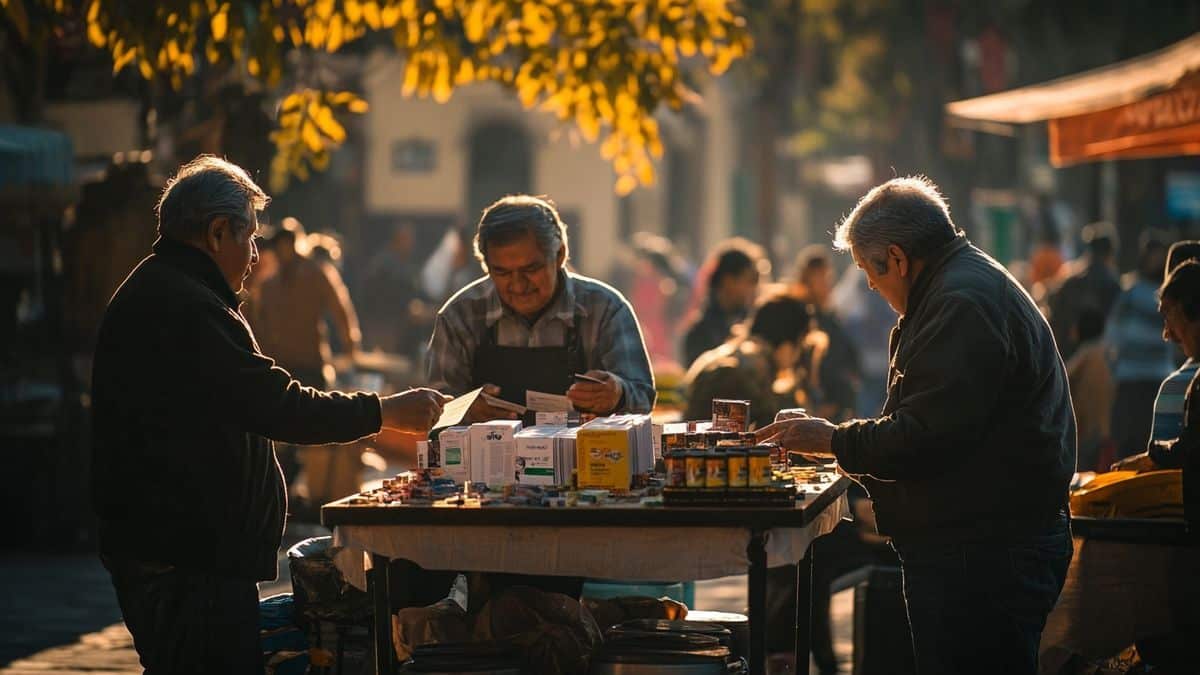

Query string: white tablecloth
[1039,535,1200,674]
[332,493,850,591]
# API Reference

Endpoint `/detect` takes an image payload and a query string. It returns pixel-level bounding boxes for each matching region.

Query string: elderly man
[427,194,655,419]
[91,155,449,674]
[759,177,1076,675]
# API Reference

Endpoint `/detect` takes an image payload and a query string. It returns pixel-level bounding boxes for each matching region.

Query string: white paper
[525,390,574,412]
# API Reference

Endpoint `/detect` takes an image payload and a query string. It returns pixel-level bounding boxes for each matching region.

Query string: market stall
[320,399,851,675]
[946,32,1200,165]
[324,474,850,675]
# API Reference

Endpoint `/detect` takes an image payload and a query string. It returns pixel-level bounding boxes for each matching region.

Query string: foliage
[787,0,912,157]
[3,0,752,194]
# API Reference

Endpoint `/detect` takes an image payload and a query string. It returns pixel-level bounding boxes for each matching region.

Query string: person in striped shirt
[1146,241,1200,445]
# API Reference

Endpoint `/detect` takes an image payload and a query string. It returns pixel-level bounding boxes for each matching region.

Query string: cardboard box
[436,426,471,483]
[515,426,564,486]
[469,420,523,487]
[576,425,633,491]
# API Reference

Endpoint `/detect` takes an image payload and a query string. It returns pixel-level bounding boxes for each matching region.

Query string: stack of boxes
[417,413,656,491]
[574,414,654,491]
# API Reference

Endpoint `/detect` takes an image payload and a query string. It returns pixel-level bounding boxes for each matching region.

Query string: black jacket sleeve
[186,301,382,445]
[831,295,1010,480]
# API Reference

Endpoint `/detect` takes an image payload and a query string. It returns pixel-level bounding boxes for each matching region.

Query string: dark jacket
[832,235,1076,545]
[91,237,382,581]
[683,304,744,368]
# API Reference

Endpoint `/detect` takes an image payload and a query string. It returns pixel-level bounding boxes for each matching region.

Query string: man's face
[1161,297,1198,359]
[804,264,835,307]
[852,244,909,315]
[724,268,760,312]
[485,233,562,319]
[213,207,259,294]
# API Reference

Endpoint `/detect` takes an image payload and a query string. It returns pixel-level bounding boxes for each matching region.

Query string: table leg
[747,529,767,675]
[369,554,393,675]
[794,547,813,675]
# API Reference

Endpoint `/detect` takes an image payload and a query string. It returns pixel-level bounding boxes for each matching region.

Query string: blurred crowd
[236,214,1200,484]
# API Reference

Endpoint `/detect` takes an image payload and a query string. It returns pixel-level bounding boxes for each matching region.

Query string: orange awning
[946,33,1200,166]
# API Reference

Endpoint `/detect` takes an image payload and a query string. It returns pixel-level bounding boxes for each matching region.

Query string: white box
[515,426,565,485]
[469,420,523,487]
[436,426,471,483]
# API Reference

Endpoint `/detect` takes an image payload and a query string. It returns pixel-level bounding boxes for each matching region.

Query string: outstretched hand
[380,388,453,434]
[755,416,837,462]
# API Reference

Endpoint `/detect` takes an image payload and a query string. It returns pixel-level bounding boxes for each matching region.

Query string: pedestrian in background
[682,238,767,367]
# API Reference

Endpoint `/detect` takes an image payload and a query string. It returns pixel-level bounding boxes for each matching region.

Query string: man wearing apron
[427,194,656,420]
[424,194,656,604]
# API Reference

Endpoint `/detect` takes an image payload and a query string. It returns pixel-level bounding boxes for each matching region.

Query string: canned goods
[727,448,748,487]
[705,450,728,488]
[685,450,707,488]
[665,451,687,488]
[712,399,751,432]
[685,433,707,449]
[749,447,771,487]
[664,431,689,452]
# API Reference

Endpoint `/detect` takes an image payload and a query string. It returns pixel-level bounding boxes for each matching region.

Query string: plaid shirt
[425,271,656,413]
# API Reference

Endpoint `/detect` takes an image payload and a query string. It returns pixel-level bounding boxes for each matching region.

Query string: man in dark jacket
[759,177,1076,675]
[91,155,449,674]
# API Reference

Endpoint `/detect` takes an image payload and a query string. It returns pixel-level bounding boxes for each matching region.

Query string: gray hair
[833,176,958,273]
[156,155,269,241]
[474,194,569,268]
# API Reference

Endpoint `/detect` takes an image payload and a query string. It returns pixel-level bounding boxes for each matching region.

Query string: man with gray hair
[427,194,655,419]
[758,176,1076,674]
[91,155,449,673]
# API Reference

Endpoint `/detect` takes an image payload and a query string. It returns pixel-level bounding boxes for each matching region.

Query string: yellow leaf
[138,58,153,79]
[678,36,697,57]
[211,10,228,41]
[465,0,486,41]
[315,0,334,20]
[709,47,734,75]
[312,105,346,142]
[432,55,452,103]
[307,19,327,48]
[345,0,362,23]
[87,0,99,22]
[327,14,344,51]
[347,99,368,113]
[87,21,106,47]
[402,59,420,95]
[281,93,305,111]
[362,1,381,29]
[455,58,475,84]
[112,47,136,73]
[311,150,331,170]
[637,160,655,186]
[289,24,304,47]
[206,40,221,64]
[248,57,260,76]
[301,120,323,152]
[615,174,637,196]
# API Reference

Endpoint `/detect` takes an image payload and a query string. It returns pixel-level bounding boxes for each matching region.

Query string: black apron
[470,312,584,406]
[463,308,586,600]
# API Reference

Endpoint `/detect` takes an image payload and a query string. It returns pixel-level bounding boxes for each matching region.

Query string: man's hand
[755,417,837,462]
[381,388,453,434]
[566,370,623,414]
[1110,452,1158,473]
[466,384,520,423]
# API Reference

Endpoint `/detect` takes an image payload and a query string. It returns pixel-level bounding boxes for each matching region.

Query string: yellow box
[575,428,632,491]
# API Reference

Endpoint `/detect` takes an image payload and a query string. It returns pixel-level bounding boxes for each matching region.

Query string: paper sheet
[525,390,574,412]
[432,387,482,432]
